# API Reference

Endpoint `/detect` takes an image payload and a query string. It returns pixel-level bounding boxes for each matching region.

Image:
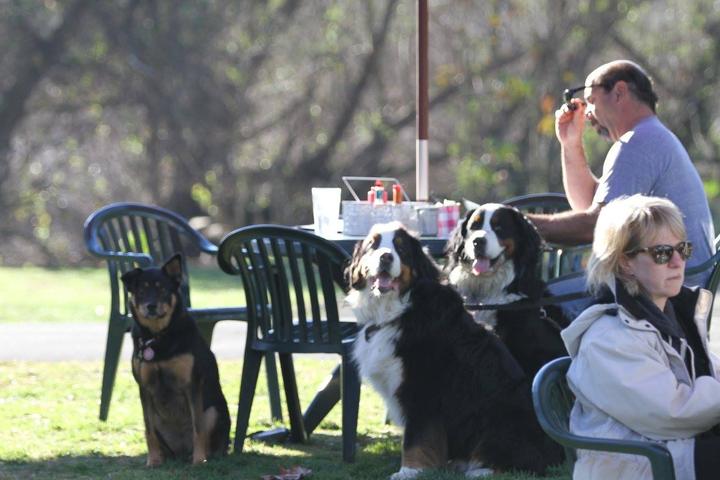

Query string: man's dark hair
[597,61,658,113]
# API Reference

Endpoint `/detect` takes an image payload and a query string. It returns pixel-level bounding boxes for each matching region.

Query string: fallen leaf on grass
[260,465,312,480]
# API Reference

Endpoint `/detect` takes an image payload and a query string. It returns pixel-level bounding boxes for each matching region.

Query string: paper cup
[311,188,341,235]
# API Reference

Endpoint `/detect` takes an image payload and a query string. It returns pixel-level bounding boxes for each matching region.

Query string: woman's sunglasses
[626,241,693,265]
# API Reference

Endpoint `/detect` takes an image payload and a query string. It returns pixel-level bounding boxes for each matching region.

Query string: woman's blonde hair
[586,194,687,296]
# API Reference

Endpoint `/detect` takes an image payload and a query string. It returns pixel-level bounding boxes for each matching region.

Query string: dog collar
[137,338,156,361]
[364,324,382,341]
[363,319,400,341]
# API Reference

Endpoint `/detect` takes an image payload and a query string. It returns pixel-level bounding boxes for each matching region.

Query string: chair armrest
[553,430,672,460]
[190,306,248,323]
[532,357,676,480]
[554,433,675,480]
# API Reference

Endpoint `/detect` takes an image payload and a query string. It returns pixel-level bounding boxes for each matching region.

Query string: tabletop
[296,225,449,257]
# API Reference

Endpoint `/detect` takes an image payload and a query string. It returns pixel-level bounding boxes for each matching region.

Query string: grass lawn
[0,265,244,324]
[0,266,571,479]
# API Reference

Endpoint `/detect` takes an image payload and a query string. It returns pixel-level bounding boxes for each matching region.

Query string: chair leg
[99,316,128,421]
[196,320,282,422]
[234,349,263,453]
[278,353,307,443]
[264,352,283,421]
[302,364,341,435]
[341,354,361,463]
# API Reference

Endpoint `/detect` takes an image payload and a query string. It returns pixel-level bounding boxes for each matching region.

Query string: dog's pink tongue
[375,273,395,292]
[472,258,491,275]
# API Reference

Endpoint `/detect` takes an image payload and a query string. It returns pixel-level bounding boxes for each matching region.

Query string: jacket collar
[613,280,685,340]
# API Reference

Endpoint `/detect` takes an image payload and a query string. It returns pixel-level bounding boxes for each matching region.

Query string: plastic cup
[312,188,341,235]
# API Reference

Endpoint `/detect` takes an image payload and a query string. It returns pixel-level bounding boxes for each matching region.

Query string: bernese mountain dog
[347,222,563,479]
[444,203,569,379]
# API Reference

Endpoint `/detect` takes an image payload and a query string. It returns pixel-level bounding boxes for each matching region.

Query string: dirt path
[0,321,248,361]
[4,305,720,361]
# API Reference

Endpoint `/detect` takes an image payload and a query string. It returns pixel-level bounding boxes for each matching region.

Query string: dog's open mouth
[471,253,504,276]
[371,271,399,293]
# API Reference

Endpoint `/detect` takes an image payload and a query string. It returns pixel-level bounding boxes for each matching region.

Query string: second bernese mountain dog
[445,203,569,378]
[347,222,563,479]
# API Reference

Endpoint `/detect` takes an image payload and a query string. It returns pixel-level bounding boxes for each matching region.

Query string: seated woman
[561,194,720,480]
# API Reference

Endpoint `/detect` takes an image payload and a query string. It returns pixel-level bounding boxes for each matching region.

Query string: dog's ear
[444,208,474,264]
[345,240,367,290]
[162,254,183,287]
[511,209,544,298]
[401,227,439,282]
[121,268,143,293]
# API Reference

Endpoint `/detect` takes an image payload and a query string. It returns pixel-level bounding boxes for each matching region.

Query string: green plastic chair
[502,192,571,214]
[217,224,360,462]
[503,192,590,280]
[685,233,720,330]
[532,356,676,480]
[83,202,281,421]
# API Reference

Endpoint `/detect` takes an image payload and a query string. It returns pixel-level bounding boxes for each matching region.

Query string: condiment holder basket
[341,176,436,236]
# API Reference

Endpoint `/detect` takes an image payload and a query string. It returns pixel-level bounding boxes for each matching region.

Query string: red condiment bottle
[392,184,402,204]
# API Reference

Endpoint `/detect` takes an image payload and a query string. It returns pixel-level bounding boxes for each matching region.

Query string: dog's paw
[449,460,493,478]
[192,453,208,465]
[389,467,422,480]
[465,467,493,478]
[146,454,164,467]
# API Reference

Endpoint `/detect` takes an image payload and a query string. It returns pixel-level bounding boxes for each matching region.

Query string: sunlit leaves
[191,183,213,210]
[223,65,245,86]
[704,179,720,200]
[120,136,144,156]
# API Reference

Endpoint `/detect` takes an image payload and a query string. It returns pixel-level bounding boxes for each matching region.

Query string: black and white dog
[445,203,568,378]
[347,222,563,479]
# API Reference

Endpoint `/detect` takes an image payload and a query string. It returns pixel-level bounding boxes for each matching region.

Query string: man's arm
[526,203,602,245]
[555,101,599,210]
[561,143,599,211]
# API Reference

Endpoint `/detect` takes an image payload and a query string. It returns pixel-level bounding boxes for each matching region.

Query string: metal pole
[416,0,429,201]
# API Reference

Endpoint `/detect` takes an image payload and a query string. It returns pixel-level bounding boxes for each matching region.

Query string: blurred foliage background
[2,0,720,266]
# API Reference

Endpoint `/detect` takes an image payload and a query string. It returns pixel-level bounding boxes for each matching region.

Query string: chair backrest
[84,202,217,315]
[532,356,676,480]
[503,193,588,279]
[531,356,577,464]
[682,233,720,330]
[545,272,592,321]
[503,192,571,214]
[217,225,351,354]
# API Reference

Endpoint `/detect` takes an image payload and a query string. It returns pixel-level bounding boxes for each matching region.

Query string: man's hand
[555,98,586,148]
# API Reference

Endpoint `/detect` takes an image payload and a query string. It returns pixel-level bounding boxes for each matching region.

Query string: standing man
[527,60,714,286]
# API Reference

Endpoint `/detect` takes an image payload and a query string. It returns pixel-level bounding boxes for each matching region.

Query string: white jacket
[561,286,720,480]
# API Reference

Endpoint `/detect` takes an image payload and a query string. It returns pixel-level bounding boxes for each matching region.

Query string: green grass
[0,359,570,480]
[0,266,571,479]
[0,266,244,323]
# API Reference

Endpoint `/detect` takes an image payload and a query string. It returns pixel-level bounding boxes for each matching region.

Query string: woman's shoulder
[582,311,624,336]
[580,307,661,354]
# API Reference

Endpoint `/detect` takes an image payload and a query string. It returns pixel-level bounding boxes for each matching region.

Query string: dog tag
[143,347,155,361]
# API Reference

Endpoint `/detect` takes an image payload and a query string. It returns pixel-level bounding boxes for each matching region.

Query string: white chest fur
[353,322,405,425]
[348,288,407,426]
[448,262,523,327]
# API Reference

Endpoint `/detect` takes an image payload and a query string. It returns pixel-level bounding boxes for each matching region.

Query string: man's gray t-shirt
[593,116,715,287]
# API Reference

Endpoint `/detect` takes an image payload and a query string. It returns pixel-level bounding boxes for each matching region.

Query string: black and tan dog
[122,254,230,466]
